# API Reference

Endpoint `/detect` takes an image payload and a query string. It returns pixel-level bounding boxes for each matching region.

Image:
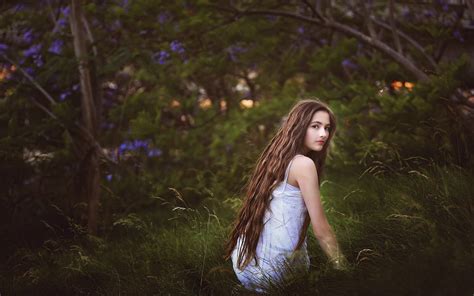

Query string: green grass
[1,165,473,295]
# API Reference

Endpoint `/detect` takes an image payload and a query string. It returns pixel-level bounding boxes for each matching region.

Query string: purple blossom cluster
[342,58,358,70]
[23,44,41,58]
[152,50,170,64]
[118,139,162,158]
[152,41,185,64]
[23,30,34,43]
[48,40,63,54]
[170,40,185,54]
[53,7,70,33]
[0,43,7,53]
[157,12,171,24]
[226,45,246,62]
[453,30,464,43]
[436,0,449,11]
[101,122,115,130]
[23,44,44,67]
[59,84,79,101]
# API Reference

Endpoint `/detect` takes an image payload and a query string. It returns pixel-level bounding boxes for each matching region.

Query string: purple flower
[106,174,113,182]
[170,40,185,54]
[14,4,25,11]
[147,148,162,157]
[423,10,435,18]
[158,12,170,24]
[54,18,69,33]
[100,122,115,131]
[152,50,170,64]
[297,26,305,34]
[61,6,70,17]
[22,30,34,43]
[436,0,449,11]
[401,7,410,18]
[48,40,63,54]
[342,58,357,69]
[34,57,44,67]
[109,20,122,32]
[118,139,151,155]
[23,44,41,57]
[266,15,277,22]
[0,43,7,53]
[60,91,71,101]
[453,30,464,42]
[226,45,246,62]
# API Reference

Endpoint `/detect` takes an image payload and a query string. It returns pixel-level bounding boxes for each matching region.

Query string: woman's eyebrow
[310,121,331,126]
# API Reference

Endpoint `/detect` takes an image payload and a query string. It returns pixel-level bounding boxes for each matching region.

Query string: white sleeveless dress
[231,156,310,291]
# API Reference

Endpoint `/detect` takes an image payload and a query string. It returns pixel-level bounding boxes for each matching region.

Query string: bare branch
[301,0,317,18]
[361,1,377,40]
[371,17,438,70]
[1,54,57,106]
[0,54,116,165]
[213,4,324,25]
[344,2,439,71]
[82,15,98,57]
[29,96,59,120]
[388,0,402,54]
[328,20,429,81]
[228,8,429,81]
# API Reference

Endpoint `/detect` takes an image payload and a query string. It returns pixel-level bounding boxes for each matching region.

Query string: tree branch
[1,54,57,106]
[0,55,117,165]
[228,7,430,81]
[388,0,402,54]
[345,2,438,71]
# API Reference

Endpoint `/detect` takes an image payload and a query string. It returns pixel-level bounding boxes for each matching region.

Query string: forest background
[1,0,473,295]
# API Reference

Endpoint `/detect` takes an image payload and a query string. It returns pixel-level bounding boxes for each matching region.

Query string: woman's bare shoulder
[292,155,317,172]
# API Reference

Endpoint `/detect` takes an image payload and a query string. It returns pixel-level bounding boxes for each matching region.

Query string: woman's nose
[319,129,328,138]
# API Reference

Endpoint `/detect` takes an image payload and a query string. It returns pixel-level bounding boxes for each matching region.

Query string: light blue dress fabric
[231,156,310,291]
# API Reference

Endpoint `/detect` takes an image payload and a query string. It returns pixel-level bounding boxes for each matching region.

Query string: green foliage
[1,1,473,294]
[1,165,472,295]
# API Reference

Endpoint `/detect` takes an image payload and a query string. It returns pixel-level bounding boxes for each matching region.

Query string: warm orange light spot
[220,100,227,112]
[170,99,181,108]
[404,81,415,91]
[199,98,212,110]
[391,80,403,90]
[240,99,254,109]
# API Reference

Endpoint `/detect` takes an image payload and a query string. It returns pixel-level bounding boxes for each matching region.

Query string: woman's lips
[316,141,325,144]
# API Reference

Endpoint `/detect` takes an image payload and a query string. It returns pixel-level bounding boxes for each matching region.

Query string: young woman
[224,99,346,291]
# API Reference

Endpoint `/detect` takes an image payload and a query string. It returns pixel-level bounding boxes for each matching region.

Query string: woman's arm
[291,156,346,269]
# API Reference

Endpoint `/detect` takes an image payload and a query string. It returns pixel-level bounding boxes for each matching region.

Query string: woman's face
[303,110,331,153]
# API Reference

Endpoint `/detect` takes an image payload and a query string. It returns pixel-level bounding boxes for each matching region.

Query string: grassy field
[1,165,473,295]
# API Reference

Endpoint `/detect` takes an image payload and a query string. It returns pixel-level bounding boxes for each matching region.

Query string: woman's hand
[330,255,349,271]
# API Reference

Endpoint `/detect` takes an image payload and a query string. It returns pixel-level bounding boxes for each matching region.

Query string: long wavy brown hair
[224,99,337,269]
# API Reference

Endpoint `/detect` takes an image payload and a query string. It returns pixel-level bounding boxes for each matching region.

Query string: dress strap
[283,155,303,192]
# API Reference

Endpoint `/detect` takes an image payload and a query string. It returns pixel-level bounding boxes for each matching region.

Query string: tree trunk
[70,0,100,234]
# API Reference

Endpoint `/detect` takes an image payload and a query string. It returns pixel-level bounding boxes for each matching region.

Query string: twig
[223,7,429,81]
[1,54,57,106]
[388,0,402,54]
[0,54,117,165]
